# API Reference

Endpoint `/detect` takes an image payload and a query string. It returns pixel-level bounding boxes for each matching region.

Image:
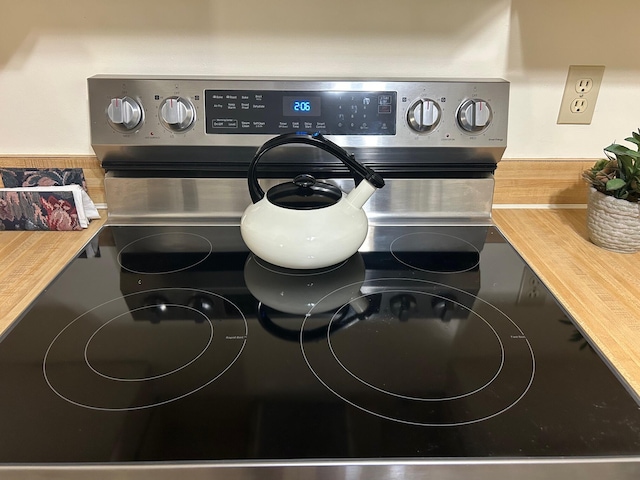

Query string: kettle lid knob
[293,174,316,188]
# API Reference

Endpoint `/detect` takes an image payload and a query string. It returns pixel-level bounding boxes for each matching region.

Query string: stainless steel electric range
[1,77,639,479]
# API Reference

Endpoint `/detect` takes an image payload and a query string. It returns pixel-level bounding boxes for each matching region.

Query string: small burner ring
[117,232,213,275]
[390,232,480,274]
[84,304,213,382]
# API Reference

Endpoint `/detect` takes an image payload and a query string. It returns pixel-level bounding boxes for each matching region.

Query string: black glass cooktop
[1,224,639,464]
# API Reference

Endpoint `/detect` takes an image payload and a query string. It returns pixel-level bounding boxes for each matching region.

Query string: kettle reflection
[244,253,367,315]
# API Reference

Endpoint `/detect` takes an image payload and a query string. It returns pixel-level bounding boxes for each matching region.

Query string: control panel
[204,90,396,135]
[88,76,509,168]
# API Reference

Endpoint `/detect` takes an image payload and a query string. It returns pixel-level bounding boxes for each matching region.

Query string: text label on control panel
[204,90,397,135]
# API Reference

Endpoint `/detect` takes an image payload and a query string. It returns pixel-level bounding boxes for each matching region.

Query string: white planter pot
[586,187,640,253]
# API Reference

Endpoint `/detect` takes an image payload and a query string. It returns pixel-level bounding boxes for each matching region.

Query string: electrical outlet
[517,268,546,305]
[576,78,593,94]
[557,65,605,125]
[570,98,588,113]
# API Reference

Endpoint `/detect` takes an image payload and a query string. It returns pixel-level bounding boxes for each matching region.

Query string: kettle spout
[345,180,378,209]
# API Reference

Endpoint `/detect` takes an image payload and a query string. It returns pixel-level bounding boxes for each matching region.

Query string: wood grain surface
[493,209,640,396]
[493,159,595,205]
[0,214,107,334]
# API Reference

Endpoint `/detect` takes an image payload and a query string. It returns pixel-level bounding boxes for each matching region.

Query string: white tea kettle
[240,132,385,269]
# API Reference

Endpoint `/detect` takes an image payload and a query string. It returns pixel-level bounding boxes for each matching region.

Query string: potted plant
[582,129,640,253]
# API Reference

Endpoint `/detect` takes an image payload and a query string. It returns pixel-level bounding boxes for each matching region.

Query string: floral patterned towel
[0,189,82,231]
[0,168,87,190]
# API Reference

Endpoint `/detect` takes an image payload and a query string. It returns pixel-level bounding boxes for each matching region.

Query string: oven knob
[456,99,493,133]
[144,295,171,323]
[390,294,418,322]
[159,96,196,132]
[406,98,441,132]
[188,295,215,322]
[431,294,458,323]
[106,96,143,132]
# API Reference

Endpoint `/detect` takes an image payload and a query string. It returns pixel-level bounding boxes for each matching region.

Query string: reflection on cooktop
[0,224,639,464]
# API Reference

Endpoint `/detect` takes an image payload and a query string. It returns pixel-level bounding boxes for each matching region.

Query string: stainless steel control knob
[106,96,143,132]
[406,99,441,132]
[159,96,196,132]
[456,99,492,133]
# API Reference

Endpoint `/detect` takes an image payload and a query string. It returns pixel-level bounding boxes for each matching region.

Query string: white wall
[1,0,638,158]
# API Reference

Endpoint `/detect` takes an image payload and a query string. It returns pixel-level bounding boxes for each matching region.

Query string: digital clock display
[283,96,321,117]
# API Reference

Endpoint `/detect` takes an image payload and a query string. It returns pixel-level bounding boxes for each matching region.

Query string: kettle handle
[248,132,385,203]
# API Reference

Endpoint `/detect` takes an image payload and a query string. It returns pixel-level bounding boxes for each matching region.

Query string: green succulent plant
[582,128,640,203]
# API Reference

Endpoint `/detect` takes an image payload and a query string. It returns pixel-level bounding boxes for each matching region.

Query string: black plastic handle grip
[247,132,385,203]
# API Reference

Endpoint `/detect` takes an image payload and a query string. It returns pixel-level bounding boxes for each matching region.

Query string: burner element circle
[300,278,535,426]
[117,232,213,274]
[43,288,248,411]
[327,289,504,402]
[390,231,480,274]
[84,304,213,381]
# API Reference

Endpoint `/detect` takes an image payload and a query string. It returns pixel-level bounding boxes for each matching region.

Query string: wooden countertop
[493,208,640,396]
[1,209,639,397]
[0,214,107,334]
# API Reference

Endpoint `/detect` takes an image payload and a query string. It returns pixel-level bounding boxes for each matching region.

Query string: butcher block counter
[493,208,640,398]
[0,208,639,399]
[0,214,107,331]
